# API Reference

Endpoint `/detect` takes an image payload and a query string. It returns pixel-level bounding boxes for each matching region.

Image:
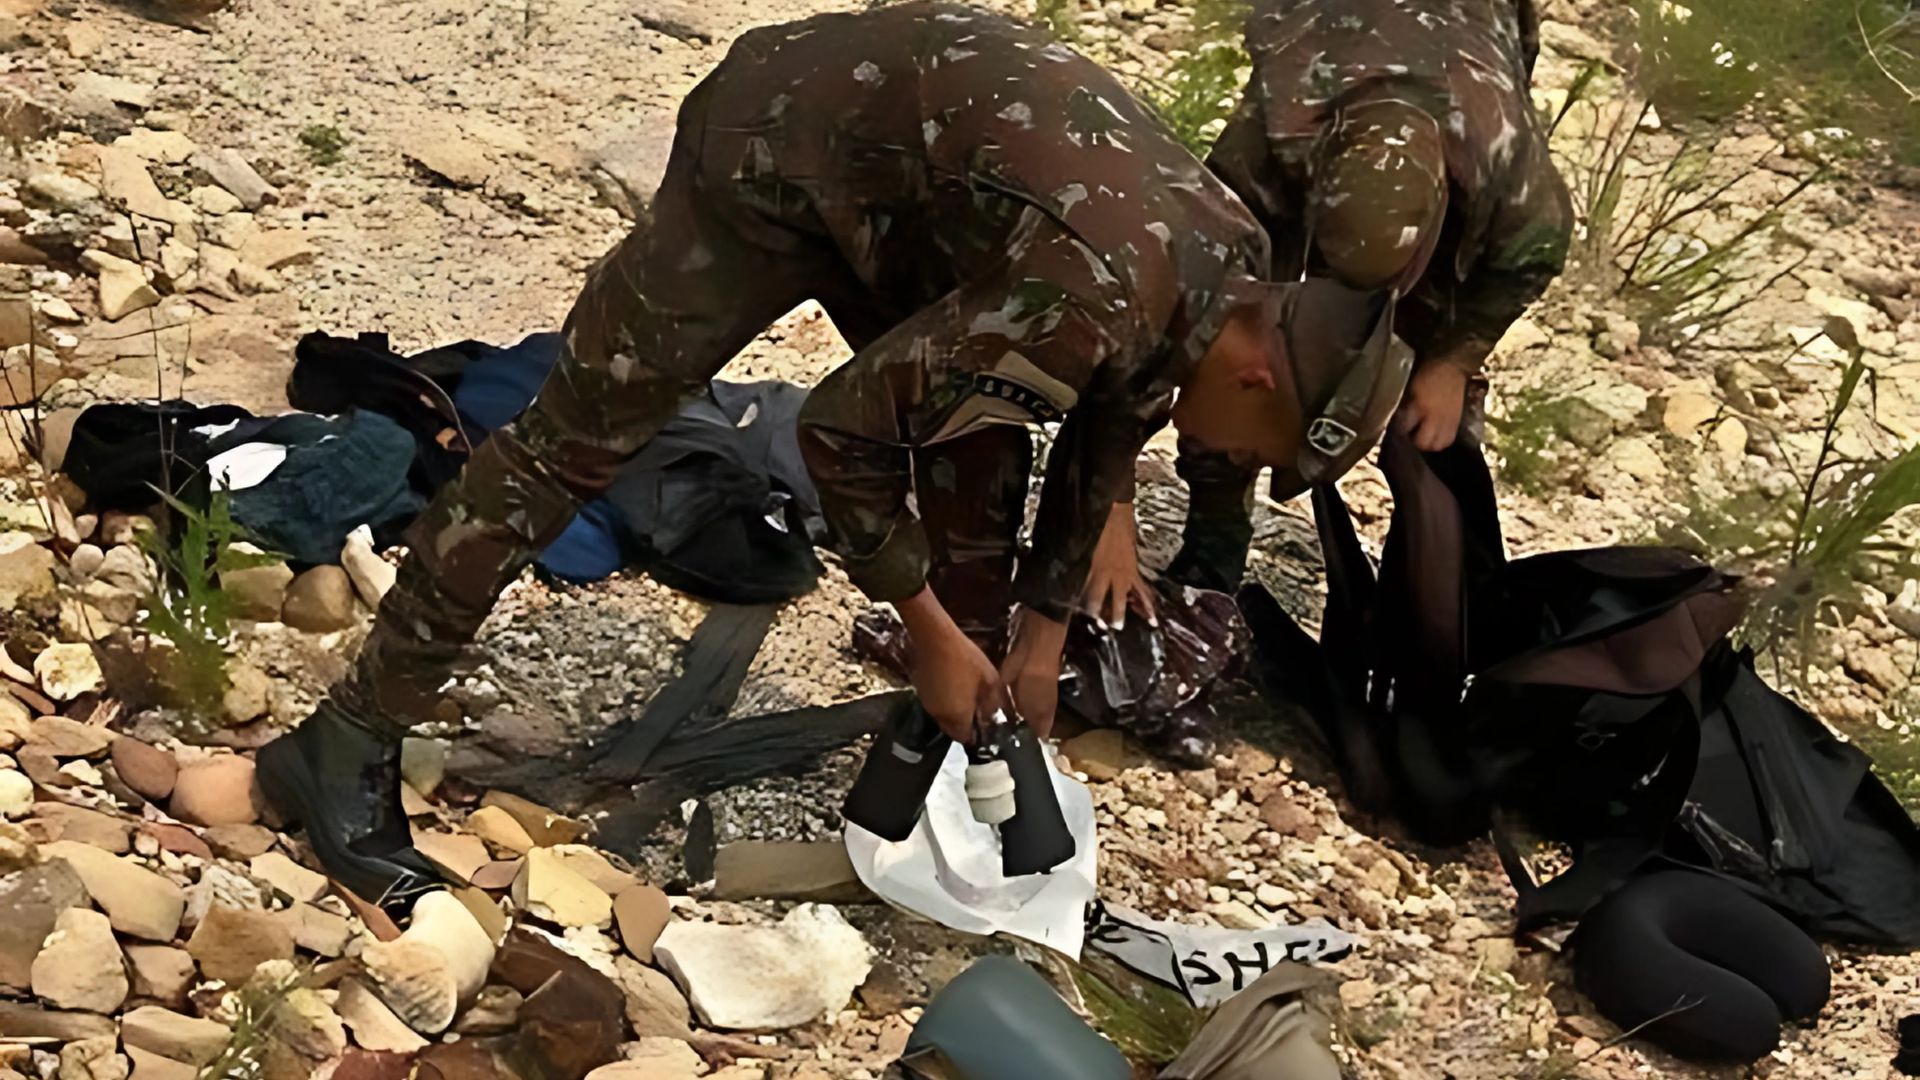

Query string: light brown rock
[1060,728,1134,782]
[450,884,507,944]
[411,830,489,884]
[237,229,314,271]
[0,1000,116,1042]
[189,185,242,215]
[292,903,351,958]
[280,566,356,632]
[26,171,100,209]
[612,884,670,964]
[125,1047,198,1080]
[713,841,866,903]
[92,145,192,226]
[548,845,637,896]
[123,945,196,1006]
[140,823,211,862]
[189,149,276,211]
[27,803,132,852]
[0,768,32,818]
[27,716,113,758]
[83,249,160,321]
[399,782,434,816]
[34,643,102,701]
[31,907,128,1013]
[334,978,428,1053]
[57,1034,128,1080]
[113,129,197,165]
[95,545,153,594]
[220,554,293,622]
[469,859,521,891]
[1663,391,1719,435]
[67,543,105,581]
[186,906,294,985]
[404,135,493,188]
[614,955,691,1039]
[111,737,177,801]
[0,819,35,872]
[0,860,88,991]
[121,1005,230,1066]
[40,841,185,942]
[479,790,583,846]
[249,852,328,903]
[0,532,55,608]
[452,984,522,1036]
[399,737,446,796]
[0,692,30,748]
[607,1038,700,1077]
[511,846,613,928]
[202,823,276,860]
[169,755,260,826]
[220,662,271,727]
[1259,792,1316,838]
[275,985,347,1059]
[465,806,535,855]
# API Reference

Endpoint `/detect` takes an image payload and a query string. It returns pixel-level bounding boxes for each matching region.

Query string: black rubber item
[842,698,952,843]
[1572,870,1831,1063]
[1898,1013,1920,1076]
[992,720,1077,877]
[255,703,443,912]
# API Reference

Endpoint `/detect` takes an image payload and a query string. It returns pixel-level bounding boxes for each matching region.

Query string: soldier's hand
[898,587,1012,743]
[1398,362,1468,452]
[1002,607,1069,739]
[1083,502,1158,630]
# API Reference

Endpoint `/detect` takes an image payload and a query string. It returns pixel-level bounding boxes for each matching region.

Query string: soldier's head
[1173,277,1412,490]
[1306,98,1448,292]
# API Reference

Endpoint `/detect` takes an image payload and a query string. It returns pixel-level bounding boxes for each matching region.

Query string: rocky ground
[0,0,1915,1078]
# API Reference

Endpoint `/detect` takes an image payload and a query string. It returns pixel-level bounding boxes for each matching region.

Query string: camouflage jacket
[1207,0,1572,374]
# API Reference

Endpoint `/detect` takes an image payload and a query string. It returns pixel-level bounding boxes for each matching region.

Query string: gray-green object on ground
[900,955,1131,1080]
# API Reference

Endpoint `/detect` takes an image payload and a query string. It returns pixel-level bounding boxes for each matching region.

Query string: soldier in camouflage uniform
[1156,0,1574,590]
[258,1,1395,904]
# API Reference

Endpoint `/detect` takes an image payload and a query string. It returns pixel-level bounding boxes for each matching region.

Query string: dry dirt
[5,0,1917,1077]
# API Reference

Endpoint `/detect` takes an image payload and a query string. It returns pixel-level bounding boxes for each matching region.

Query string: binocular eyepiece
[842,698,1077,877]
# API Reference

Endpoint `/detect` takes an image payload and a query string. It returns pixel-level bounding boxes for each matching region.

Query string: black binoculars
[842,697,1077,877]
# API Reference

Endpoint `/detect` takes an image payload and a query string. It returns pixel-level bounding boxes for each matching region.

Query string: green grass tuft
[298,124,349,167]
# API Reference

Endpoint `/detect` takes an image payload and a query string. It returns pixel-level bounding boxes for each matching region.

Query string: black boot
[256,702,442,911]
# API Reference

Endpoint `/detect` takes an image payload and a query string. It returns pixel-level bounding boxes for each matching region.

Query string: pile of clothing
[63,400,425,563]
[61,331,830,605]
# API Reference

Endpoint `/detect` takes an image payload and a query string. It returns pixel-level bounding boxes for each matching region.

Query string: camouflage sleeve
[1014,393,1165,620]
[1167,438,1261,592]
[1416,138,1573,374]
[797,214,1136,614]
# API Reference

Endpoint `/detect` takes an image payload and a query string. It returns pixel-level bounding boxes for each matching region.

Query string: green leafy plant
[1032,0,1082,42]
[1134,0,1249,154]
[1651,319,1920,676]
[1856,708,1920,813]
[1071,955,1206,1066]
[1635,0,1920,165]
[1487,387,1589,496]
[298,124,348,167]
[1552,66,1822,346]
[195,962,307,1079]
[137,487,280,719]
